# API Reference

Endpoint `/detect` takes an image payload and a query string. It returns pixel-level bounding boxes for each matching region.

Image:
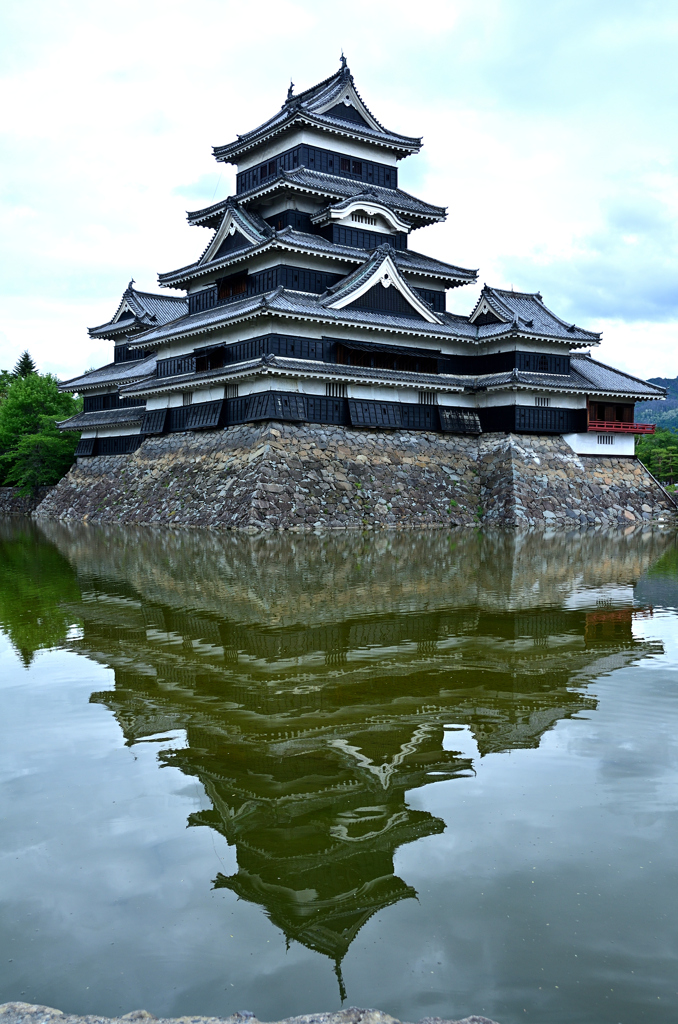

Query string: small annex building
[60,60,664,464]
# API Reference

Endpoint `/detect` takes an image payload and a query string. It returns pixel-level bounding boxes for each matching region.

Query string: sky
[0,0,677,381]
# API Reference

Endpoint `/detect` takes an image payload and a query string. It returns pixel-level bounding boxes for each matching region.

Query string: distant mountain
[635,377,678,430]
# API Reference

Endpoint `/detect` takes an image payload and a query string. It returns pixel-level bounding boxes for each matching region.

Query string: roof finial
[340,51,347,70]
[128,278,135,290]
[287,79,294,101]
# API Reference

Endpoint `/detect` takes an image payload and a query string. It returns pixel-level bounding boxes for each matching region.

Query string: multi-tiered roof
[60,60,664,454]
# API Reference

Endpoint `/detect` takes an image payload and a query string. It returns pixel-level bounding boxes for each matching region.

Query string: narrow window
[418,391,437,405]
[268,160,276,176]
[260,163,269,179]
[538,355,549,372]
[535,396,550,407]
[326,382,347,398]
[352,160,362,175]
[597,434,614,445]
[226,383,239,400]
[340,157,351,172]
[183,392,193,406]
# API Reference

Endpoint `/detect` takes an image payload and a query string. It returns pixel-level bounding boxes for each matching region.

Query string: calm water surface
[1,521,678,1024]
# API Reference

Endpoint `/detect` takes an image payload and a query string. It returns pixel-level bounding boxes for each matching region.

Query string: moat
[1,522,678,1024]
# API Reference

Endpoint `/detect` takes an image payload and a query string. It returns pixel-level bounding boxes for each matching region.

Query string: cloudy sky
[1,0,677,381]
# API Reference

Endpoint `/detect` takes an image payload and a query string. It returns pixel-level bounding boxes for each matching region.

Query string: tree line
[0,351,81,494]
[636,429,678,489]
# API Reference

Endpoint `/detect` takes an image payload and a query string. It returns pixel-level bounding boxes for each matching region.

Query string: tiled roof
[130,283,607,350]
[121,354,467,397]
[57,407,145,431]
[469,358,665,398]
[212,64,421,163]
[188,170,445,231]
[89,283,187,339]
[59,354,157,392]
[244,168,445,221]
[158,226,475,290]
[386,248,477,283]
[119,350,662,404]
[569,355,666,397]
[470,285,600,343]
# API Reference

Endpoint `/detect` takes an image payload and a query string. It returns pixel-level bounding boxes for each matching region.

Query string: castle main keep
[47,60,672,529]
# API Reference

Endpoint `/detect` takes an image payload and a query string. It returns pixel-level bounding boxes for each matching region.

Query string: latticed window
[326,382,347,398]
[183,392,193,406]
[535,396,550,407]
[226,383,239,399]
[418,391,437,405]
[352,212,377,226]
[597,434,615,445]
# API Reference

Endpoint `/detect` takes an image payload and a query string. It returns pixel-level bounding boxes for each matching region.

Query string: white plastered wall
[237,130,399,171]
[475,391,587,409]
[563,432,635,456]
[89,426,142,439]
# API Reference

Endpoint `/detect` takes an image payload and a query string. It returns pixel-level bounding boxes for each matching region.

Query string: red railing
[588,420,655,434]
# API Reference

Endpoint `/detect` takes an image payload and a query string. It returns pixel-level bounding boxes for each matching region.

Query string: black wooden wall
[236,144,398,193]
[83,393,145,412]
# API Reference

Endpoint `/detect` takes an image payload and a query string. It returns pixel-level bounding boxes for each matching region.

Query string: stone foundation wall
[0,486,52,517]
[33,424,675,530]
[479,434,675,528]
[33,423,481,530]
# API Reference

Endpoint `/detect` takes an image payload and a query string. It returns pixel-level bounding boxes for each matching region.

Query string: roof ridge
[489,285,542,300]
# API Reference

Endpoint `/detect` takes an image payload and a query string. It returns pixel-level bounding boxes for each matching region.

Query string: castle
[60,59,663,455]
[46,61,673,530]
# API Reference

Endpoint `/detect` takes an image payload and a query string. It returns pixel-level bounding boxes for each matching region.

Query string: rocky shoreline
[0,1005,499,1024]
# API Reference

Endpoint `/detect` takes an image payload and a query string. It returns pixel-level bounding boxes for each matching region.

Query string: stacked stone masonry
[32,425,675,531]
[0,487,52,517]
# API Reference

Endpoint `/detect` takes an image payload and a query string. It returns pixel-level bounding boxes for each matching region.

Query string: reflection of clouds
[25,522,669,984]
[3,522,678,1019]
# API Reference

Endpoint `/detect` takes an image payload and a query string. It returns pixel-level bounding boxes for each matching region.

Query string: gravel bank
[0,1004,499,1024]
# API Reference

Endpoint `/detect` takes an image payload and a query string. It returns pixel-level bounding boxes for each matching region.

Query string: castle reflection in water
[8,523,672,992]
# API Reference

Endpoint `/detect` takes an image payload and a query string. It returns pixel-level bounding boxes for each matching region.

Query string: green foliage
[13,350,37,377]
[646,545,678,579]
[0,373,81,490]
[636,428,678,485]
[0,370,12,402]
[0,522,82,666]
[1,416,80,495]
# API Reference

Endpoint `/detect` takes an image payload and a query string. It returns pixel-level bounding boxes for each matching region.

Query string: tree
[13,350,37,377]
[0,370,12,402]
[0,373,81,489]
[0,523,83,666]
[636,428,678,486]
[1,416,80,495]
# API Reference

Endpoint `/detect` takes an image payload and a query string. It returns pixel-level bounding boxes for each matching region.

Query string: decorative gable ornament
[311,198,411,234]
[327,252,442,324]
[200,208,263,265]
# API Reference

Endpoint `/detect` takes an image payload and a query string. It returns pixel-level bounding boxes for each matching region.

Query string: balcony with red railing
[587,420,655,434]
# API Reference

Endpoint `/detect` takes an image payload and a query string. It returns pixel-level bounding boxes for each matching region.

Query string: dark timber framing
[58,60,664,455]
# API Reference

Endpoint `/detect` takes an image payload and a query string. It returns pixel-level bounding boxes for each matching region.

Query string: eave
[129,290,604,352]
[478,379,663,400]
[213,111,421,165]
[158,234,475,291]
[57,407,145,432]
[120,355,466,400]
[236,176,446,227]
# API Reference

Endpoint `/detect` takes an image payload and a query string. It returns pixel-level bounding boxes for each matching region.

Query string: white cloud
[0,0,676,378]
